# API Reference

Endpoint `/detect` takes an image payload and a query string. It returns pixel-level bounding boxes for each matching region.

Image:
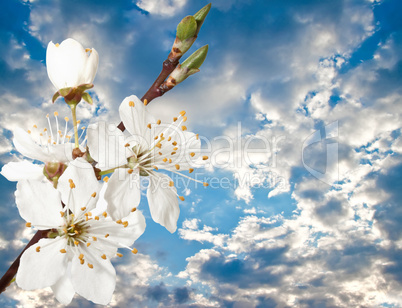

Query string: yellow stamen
[25,222,31,228]
[74,241,79,246]
[157,119,161,125]
[180,111,186,116]
[87,243,91,247]
[129,101,135,107]
[179,196,185,201]
[154,166,159,170]
[147,123,152,129]
[80,259,85,265]
[172,141,178,146]
[169,181,174,187]
[33,125,37,128]
[163,158,168,162]
[132,248,138,254]
[105,234,110,238]
[101,254,107,260]
[81,207,86,211]
[196,134,199,140]
[173,117,178,122]
[173,147,178,151]
[182,116,187,122]
[27,130,31,134]
[91,192,97,198]
[189,168,194,173]
[123,221,129,228]
[116,220,122,224]
[171,152,176,155]
[169,159,172,163]
[117,253,123,257]
[88,263,93,269]
[64,117,69,121]
[190,152,195,157]
[125,143,130,147]
[60,211,65,217]
[131,207,137,212]
[60,249,67,253]
[144,99,148,105]
[79,254,84,260]
[203,182,209,187]
[128,169,134,174]
[182,126,187,131]
[54,111,59,116]
[168,136,172,141]
[55,43,59,47]
[175,164,180,170]
[92,236,97,241]
[95,216,99,220]
[202,156,209,160]
[102,212,108,218]
[36,246,41,252]
[155,142,162,148]
[103,176,109,183]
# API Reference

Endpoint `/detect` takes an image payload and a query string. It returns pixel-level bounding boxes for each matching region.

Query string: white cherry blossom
[87,95,207,233]
[15,159,146,305]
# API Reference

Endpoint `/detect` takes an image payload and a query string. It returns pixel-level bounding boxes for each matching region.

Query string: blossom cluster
[0,36,208,305]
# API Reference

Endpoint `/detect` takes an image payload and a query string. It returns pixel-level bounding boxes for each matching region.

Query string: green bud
[193,3,211,35]
[166,45,208,86]
[181,45,208,71]
[43,162,67,187]
[176,16,197,42]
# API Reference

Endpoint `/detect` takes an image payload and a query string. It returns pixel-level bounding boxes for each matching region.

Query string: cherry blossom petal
[87,122,128,170]
[58,158,101,214]
[119,95,155,144]
[51,265,75,305]
[16,238,68,290]
[13,128,51,162]
[1,161,44,181]
[71,252,116,305]
[81,48,99,85]
[16,180,63,229]
[104,168,141,220]
[147,173,180,233]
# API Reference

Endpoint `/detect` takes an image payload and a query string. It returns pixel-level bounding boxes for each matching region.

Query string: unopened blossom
[46,38,99,91]
[87,95,207,233]
[15,159,145,305]
[0,112,84,183]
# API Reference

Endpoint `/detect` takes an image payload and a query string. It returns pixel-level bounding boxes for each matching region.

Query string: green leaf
[176,16,197,41]
[181,45,209,70]
[82,92,93,105]
[193,3,211,35]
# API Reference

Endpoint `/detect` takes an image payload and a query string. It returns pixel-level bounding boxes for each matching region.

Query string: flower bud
[47,38,98,106]
[43,162,67,186]
[166,45,208,87]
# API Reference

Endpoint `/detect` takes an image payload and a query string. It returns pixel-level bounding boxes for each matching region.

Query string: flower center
[59,214,90,246]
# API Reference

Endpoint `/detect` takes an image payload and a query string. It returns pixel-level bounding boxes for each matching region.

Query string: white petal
[71,252,116,305]
[58,158,101,214]
[16,180,63,228]
[147,173,180,233]
[119,95,155,141]
[47,38,88,89]
[104,168,141,220]
[90,210,146,248]
[16,238,68,290]
[87,122,128,170]
[48,143,75,163]
[1,161,44,181]
[13,128,51,162]
[51,265,75,305]
[81,48,99,84]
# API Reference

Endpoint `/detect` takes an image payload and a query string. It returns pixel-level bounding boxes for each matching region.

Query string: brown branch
[0,229,49,294]
[118,56,180,131]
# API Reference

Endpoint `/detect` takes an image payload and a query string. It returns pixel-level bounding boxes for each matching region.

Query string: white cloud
[136,0,187,17]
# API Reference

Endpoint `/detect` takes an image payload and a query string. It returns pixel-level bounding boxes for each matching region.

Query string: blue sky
[1,0,402,306]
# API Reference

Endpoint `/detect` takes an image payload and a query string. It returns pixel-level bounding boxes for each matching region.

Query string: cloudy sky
[1,0,402,306]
